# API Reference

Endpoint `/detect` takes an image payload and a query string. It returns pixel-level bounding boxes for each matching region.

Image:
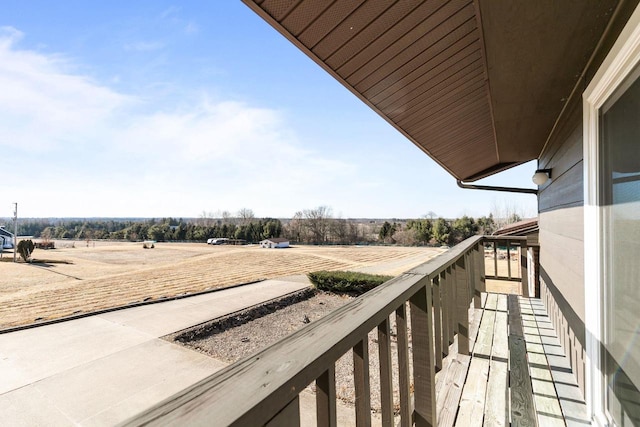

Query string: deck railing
[483,236,533,297]
[124,235,530,427]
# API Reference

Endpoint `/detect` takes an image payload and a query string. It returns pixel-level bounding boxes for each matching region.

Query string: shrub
[17,239,35,262]
[307,270,393,295]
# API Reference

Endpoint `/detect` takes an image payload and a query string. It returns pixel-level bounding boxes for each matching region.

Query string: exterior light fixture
[532,169,552,185]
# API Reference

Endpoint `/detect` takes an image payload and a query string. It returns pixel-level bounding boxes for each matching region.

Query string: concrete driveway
[0,278,310,426]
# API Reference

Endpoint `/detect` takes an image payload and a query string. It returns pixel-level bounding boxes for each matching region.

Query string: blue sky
[1,1,537,219]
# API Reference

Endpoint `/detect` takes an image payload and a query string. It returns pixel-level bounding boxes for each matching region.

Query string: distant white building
[0,226,14,249]
[259,238,290,249]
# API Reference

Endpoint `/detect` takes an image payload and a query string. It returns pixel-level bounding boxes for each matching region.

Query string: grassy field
[0,242,444,328]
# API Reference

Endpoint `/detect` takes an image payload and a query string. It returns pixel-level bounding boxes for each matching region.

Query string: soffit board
[244,0,620,181]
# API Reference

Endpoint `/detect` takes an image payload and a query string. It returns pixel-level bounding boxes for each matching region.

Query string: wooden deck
[437,293,591,426]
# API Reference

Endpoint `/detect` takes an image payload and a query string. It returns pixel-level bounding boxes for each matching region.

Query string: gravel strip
[167,290,413,414]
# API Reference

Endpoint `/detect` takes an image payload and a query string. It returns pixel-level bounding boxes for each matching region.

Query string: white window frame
[583,4,640,425]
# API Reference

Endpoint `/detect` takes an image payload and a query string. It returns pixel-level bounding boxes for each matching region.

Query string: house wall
[538,100,587,394]
[536,1,640,398]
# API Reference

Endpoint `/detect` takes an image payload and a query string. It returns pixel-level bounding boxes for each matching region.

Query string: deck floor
[435,293,591,426]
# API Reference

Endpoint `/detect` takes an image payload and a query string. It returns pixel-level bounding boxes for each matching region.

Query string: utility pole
[13,203,17,263]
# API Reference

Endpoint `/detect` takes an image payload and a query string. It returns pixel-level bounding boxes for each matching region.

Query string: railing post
[410,279,437,427]
[353,339,371,427]
[520,241,529,297]
[378,318,394,426]
[455,256,470,355]
[316,365,337,427]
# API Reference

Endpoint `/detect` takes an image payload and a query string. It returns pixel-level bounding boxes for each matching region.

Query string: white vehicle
[207,238,229,245]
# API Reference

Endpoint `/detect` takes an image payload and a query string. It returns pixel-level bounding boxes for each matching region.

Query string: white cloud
[0,29,132,151]
[0,26,23,46]
[0,30,358,217]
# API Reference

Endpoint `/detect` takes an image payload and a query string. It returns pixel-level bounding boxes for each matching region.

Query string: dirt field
[0,242,444,328]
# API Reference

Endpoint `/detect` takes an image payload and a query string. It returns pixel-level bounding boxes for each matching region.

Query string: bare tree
[199,211,215,227]
[221,210,233,225]
[425,211,438,220]
[302,206,333,244]
[329,217,348,244]
[284,211,305,242]
[237,208,255,225]
[491,198,527,230]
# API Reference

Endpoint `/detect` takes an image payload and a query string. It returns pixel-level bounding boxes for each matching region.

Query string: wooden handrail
[121,236,488,427]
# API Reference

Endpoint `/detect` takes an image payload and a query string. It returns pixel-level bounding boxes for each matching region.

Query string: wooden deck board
[484,294,508,427]
[435,293,587,427]
[437,299,483,427]
[519,298,565,427]
[457,294,495,426]
[528,299,590,426]
[484,360,508,427]
[509,334,537,427]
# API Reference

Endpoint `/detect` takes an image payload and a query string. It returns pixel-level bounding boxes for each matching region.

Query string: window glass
[601,67,640,425]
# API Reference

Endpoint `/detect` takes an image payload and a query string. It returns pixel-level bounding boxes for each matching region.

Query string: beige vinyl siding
[537,103,587,394]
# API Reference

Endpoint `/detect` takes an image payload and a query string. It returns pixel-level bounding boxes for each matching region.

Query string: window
[584,4,640,425]
[600,67,640,426]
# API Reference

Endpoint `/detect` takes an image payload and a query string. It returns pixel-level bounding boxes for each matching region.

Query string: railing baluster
[410,281,437,427]
[493,241,498,277]
[353,339,372,427]
[451,264,459,337]
[477,243,486,298]
[521,241,529,297]
[467,248,481,309]
[455,256,470,355]
[447,266,456,345]
[378,317,394,426]
[506,240,512,279]
[316,365,337,427]
[440,271,450,357]
[432,276,443,371]
[395,303,412,427]
[265,395,301,427]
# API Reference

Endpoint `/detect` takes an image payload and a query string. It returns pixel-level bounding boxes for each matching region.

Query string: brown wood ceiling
[243,0,619,181]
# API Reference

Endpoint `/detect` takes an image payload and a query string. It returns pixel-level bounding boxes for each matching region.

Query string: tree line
[3,206,518,246]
